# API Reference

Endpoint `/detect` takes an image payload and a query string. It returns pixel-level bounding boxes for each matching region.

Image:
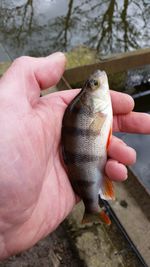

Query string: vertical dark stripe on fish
[64,150,99,164]
[64,126,99,137]
[71,106,93,117]
[71,179,95,191]
[82,196,97,205]
[71,180,96,198]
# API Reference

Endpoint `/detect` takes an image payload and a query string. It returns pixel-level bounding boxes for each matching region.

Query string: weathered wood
[0,62,11,78]
[63,48,150,85]
[57,75,71,90]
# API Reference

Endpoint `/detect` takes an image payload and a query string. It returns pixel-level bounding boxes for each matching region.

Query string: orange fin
[81,210,111,225]
[99,210,111,225]
[99,176,115,200]
[106,126,112,150]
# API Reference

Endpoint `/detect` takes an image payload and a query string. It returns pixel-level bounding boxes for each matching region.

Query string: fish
[61,70,115,225]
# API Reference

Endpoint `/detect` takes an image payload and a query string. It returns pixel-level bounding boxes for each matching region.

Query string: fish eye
[90,79,100,90]
[93,80,98,86]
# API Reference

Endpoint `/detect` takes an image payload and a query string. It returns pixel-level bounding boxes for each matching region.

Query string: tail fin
[82,210,111,225]
[99,176,115,200]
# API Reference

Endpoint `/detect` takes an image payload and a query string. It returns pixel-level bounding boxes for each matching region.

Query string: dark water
[116,132,150,192]
[0,0,150,192]
[0,0,150,59]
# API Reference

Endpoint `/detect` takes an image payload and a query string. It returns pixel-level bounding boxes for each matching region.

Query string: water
[0,0,149,59]
[116,132,150,192]
[0,0,150,192]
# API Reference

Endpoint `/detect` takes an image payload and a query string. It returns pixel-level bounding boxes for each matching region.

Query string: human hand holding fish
[61,69,136,224]
[0,52,150,258]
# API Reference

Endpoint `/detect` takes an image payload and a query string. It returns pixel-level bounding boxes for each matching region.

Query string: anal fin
[99,176,115,200]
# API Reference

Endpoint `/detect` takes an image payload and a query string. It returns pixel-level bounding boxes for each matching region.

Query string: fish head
[85,70,110,112]
[87,70,109,93]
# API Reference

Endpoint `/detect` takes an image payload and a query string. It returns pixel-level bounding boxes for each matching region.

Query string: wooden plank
[110,169,150,267]
[64,48,150,85]
[0,62,11,78]
[57,75,71,90]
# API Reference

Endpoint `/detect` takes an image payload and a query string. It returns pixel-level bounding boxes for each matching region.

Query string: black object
[132,90,150,112]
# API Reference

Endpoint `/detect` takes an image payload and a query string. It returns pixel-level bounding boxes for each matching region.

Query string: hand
[0,53,150,259]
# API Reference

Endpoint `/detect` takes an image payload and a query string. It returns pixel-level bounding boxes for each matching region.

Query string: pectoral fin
[90,112,106,133]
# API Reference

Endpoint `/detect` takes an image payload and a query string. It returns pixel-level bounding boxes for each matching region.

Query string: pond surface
[0,0,150,59]
[0,0,150,192]
[116,132,150,192]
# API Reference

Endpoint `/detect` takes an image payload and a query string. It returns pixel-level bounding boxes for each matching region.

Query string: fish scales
[61,70,114,224]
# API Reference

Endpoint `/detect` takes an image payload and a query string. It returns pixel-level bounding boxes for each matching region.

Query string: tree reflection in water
[0,0,149,58]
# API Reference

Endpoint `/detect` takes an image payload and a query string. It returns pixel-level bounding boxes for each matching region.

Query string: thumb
[0,52,66,105]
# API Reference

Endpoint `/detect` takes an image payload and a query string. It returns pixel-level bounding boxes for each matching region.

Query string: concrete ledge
[66,199,144,267]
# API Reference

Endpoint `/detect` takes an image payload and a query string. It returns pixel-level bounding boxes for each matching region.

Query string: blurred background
[0,0,149,57]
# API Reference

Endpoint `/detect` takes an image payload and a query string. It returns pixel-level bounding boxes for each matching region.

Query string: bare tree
[0,0,149,57]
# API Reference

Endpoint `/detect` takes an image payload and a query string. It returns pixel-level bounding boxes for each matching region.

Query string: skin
[0,52,150,259]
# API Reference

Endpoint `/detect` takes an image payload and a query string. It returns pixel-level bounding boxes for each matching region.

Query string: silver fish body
[62,70,114,223]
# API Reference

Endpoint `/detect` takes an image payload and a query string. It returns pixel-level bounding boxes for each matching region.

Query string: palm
[0,89,77,258]
[0,53,149,259]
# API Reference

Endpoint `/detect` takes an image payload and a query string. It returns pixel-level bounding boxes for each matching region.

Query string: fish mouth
[92,70,106,79]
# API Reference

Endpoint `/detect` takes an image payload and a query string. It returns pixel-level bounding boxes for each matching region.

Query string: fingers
[106,135,136,181]
[1,52,66,104]
[105,159,128,181]
[113,112,150,134]
[59,89,150,135]
[53,89,134,115]
[60,90,134,113]
[110,90,134,115]
[108,136,136,165]
[34,52,66,89]
[57,89,135,114]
